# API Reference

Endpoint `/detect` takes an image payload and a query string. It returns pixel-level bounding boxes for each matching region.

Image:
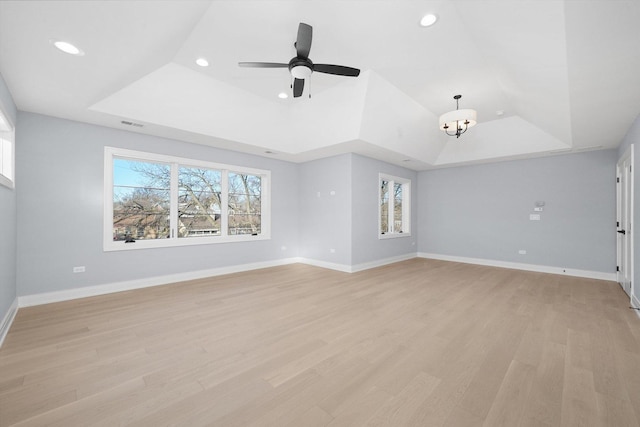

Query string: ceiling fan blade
[238,62,288,68]
[293,78,305,97]
[296,23,312,59]
[314,64,360,77]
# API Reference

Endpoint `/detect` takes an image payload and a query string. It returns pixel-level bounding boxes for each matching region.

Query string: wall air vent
[120,120,144,128]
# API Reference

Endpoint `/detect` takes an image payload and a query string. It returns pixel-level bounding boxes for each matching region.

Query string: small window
[0,107,14,189]
[379,173,410,238]
[104,147,271,251]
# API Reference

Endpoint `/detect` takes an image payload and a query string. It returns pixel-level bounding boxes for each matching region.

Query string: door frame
[616,144,634,301]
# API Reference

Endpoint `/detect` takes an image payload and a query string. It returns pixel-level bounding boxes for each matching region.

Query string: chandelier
[439,94,477,138]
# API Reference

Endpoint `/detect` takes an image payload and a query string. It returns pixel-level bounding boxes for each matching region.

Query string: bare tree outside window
[106,148,270,251]
[394,182,403,233]
[113,158,263,240]
[113,159,170,241]
[379,173,410,237]
[380,180,389,234]
[228,172,261,235]
[178,167,222,237]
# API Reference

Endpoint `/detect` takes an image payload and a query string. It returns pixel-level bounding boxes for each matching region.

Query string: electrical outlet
[529,214,541,221]
[330,248,335,253]
[73,266,85,273]
[518,250,527,255]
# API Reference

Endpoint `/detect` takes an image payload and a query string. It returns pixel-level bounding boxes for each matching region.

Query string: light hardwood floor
[1,259,639,426]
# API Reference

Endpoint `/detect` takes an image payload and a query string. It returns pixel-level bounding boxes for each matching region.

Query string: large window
[379,173,410,238]
[0,106,14,189]
[105,147,270,251]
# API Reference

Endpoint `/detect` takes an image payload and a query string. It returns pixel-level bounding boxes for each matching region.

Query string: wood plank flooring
[1,259,639,426]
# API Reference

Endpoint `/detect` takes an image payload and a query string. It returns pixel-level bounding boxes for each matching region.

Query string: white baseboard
[0,298,18,348]
[13,252,619,318]
[19,257,299,308]
[296,257,352,273]
[632,294,640,320]
[350,253,417,273]
[417,252,616,282]
[17,254,417,310]
[297,253,417,273]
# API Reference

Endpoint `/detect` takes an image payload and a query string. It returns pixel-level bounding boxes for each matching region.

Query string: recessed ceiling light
[420,14,438,27]
[52,40,84,56]
[196,58,209,67]
[278,92,288,99]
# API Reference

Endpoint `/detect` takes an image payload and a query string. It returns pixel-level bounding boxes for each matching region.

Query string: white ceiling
[1,0,639,170]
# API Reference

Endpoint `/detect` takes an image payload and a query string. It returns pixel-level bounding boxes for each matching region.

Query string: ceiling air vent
[120,120,144,128]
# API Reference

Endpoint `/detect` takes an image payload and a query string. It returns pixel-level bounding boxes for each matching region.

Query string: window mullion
[170,163,179,239]
[221,170,229,237]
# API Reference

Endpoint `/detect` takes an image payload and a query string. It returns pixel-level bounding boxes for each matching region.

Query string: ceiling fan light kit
[439,94,477,138]
[290,63,312,79]
[239,22,360,98]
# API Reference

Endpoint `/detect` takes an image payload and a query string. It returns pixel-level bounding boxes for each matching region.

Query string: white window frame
[0,104,15,189]
[104,147,271,251]
[378,173,411,239]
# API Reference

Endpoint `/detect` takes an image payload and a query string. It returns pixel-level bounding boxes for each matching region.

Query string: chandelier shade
[438,109,477,131]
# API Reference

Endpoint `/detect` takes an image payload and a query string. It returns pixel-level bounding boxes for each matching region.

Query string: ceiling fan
[238,22,360,98]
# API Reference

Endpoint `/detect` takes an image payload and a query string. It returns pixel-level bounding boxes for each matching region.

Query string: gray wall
[418,150,617,273]
[618,114,640,304]
[0,73,17,322]
[298,154,352,266]
[351,154,417,265]
[15,112,299,296]
[296,153,418,268]
[5,108,626,303]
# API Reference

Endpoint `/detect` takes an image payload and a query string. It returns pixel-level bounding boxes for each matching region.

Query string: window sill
[104,232,271,251]
[378,232,411,240]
